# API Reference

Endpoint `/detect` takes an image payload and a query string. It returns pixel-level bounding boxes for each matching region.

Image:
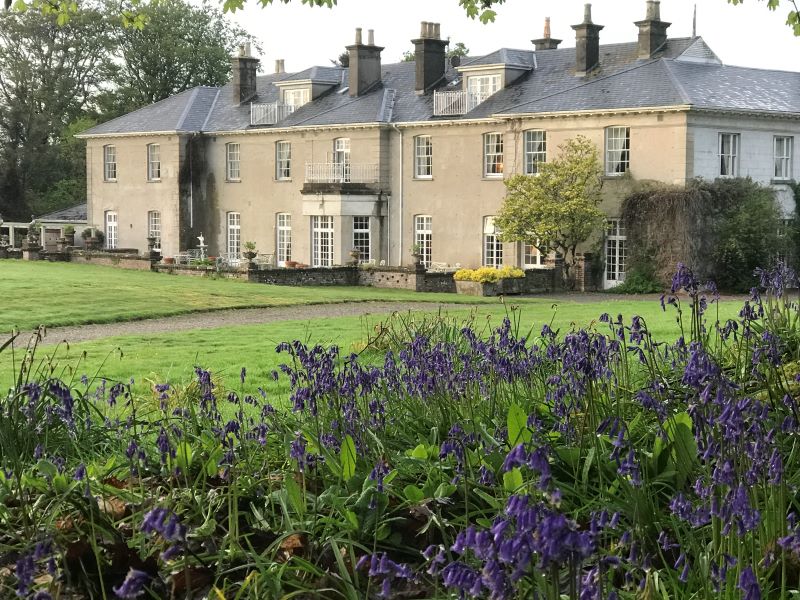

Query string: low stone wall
[248,266,360,286]
[153,264,246,279]
[69,251,154,271]
[523,268,558,293]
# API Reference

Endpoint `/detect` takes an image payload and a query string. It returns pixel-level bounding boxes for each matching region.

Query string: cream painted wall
[86,135,183,257]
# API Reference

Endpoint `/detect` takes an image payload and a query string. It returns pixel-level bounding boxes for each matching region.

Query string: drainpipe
[391,124,403,265]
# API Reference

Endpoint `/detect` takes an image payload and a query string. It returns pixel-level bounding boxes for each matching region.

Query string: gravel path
[40,301,467,345]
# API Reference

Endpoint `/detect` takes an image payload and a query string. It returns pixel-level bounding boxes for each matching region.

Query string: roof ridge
[176,87,201,131]
[498,58,667,114]
[660,59,692,105]
[200,89,222,132]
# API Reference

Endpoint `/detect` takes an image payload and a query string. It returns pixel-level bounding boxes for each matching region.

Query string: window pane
[605,218,627,285]
[719,133,739,177]
[227,212,241,258]
[353,216,370,262]
[483,133,504,177]
[148,210,161,251]
[104,146,117,181]
[312,215,334,267]
[775,136,793,180]
[277,213,292,265]
[414,215,432,267]
[147,144,161,181]
[524,130,546,175]
[605,127,630,175]
[105,211,118,249]
[276,141,291,180]
[227,143,241,180]
[414,136,433,178]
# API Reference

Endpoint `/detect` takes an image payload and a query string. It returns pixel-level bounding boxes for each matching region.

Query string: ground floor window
[483,216,503,268]
[605,218,627,288]
[353,216,370,262]
[227,212,241,258]
[312,215,334,267]
[105,211,118,249]
[414,215,432,267]
[148,210,161,252]
[521,242,544,268]
[277,213,291,266]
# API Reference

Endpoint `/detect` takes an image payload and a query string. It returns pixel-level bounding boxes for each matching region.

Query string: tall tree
[494,136,604,288]
[100,0,259,117]
[0,6,113,219]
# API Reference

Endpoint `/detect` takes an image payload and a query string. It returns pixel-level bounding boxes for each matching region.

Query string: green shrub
[453,265,525,283]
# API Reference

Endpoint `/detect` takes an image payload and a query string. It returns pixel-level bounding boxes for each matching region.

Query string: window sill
[413,176,434,181]
[147,179,162,183]
[275,178,292,182]
[771,178,793,185]
[103,179,117,183]
[602,173,627,180]
[482,175,504,181]
[226,179,242,183]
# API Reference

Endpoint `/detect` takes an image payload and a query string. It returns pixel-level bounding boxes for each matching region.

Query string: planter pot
[243,251,257,260]
[64,233,75,246]
[285,260,298,268]
[455,278,525,297]
[163,257,175,265]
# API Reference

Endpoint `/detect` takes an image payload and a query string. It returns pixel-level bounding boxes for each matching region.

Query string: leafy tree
[331,50,349,68]
[494,136,604,288]
[99,0,258,118]
[727,0,800,35]
[0,6,114,219]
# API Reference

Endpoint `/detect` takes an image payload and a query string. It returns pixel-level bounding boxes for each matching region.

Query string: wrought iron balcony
[304,162,379,184]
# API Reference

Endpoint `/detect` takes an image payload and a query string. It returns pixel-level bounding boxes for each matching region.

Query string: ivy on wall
[621,178,788,292]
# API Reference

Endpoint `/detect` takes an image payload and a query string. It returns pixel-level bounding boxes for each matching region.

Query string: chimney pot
[420,21,428,38]
[646,0,660,20]
[238,44,245,57]
[433,23,441,39]
[533,16,562,50]
[347,27,384,96]
[544,16,551,38]
[636,0,670,58]
[411,20,448,92]
[355,27,362,44]
[244,42,251,56]
[583,3,592,23]
[368,29,374,45]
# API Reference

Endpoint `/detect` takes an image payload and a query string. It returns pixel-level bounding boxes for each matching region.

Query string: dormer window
[467,74,501,100]
[283,88,310,108]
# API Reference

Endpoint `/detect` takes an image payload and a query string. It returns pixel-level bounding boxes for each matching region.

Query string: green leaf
[665,412,698,488]
[503,467,523,493]
[434,483,457,499]
[507,403,531,447]
[37,460,58,480]
[344,510,359,530]
[340,434,357,481]
[410,444,428,459]
[284,473,305,517]
[403,484,425,503]
[176,441,193,472]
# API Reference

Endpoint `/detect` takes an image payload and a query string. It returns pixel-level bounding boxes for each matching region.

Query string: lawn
[0,260,501,332]
[1,298,744,392]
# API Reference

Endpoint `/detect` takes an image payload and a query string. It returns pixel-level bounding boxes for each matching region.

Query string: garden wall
[69,251,154,271]
[152,264,246,279]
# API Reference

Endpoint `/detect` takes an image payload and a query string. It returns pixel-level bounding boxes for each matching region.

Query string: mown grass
[2,299,743,393]
[0,260,504,331]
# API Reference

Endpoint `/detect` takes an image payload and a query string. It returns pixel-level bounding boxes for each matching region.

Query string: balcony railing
[250,102,297,125]
[433,90,489,116]
[304,162,380,184]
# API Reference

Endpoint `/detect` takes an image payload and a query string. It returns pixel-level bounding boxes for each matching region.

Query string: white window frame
[414,135,433,179]
[147,144,161,181]
[105,211,118,250]
[276,213,292,266]
[467,74,501,100]
[227,212,241,258]
[605,126,630,176]
[276,141,292,181]
[333,138,351,183]
[483,216,503,268]
[103,145,117,182]
[521,242,544,269]
[312,215,334,267]
[414,215,432,268]
[604,218,627,288]
[147,210,161,252]
[226,143,241,181]
[483,133,504,178]
[774,136,793,181]
[283,88,310,108]
[353,216,370,263]
[524,130,547,175]
[718,133,739,178]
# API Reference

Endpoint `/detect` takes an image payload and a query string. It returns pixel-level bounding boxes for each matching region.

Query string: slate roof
[37,203,87,222]
[78,36,800,138]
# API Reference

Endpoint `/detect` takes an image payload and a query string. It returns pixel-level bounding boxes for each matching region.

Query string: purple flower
[141,507,185,542]
[738,566,760,600]
[113,568,151,598]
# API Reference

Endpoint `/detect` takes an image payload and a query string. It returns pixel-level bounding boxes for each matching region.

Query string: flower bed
[454,266,525,296]
[3,263,800,599]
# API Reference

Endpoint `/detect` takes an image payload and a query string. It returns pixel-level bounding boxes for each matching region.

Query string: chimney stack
[347,27,384,97]
[571,3,604,76]
[411,20,449,94]
[231,44,259,104]
[532,17,562,50]
[635,0,671,59]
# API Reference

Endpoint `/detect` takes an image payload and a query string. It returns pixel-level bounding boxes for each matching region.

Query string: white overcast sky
[224,0,799,73]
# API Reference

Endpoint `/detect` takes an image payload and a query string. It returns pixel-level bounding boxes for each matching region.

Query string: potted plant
[410,243,423,266]
[243,241,257,261]
[63,225,75,246]
[349,248,361,265]
[453,266,526,297]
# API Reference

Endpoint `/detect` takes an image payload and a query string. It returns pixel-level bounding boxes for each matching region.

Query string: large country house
[78,1,800,289]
